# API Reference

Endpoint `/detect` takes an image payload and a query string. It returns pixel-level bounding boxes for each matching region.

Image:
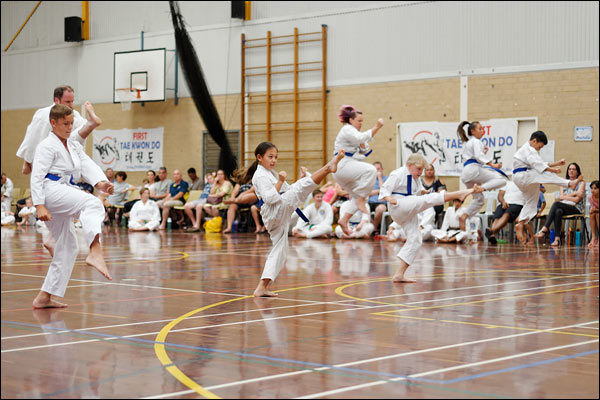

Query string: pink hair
[338,105,361,123]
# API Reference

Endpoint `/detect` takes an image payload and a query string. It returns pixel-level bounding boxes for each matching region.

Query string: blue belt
[45,173,77,185]
[334,149,372,158]
[257,195,309,223]
[464,158,508,178]
[513,167,528,174]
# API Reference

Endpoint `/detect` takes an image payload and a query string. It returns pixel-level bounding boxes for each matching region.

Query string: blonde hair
[405,153,428,168]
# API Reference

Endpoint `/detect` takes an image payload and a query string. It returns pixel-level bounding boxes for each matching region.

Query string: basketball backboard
[113,48,166,103]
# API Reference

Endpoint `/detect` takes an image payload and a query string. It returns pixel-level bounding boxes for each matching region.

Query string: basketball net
[116,88,141,111]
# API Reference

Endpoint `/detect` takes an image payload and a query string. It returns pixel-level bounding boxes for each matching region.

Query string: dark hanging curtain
[169,1,238,177]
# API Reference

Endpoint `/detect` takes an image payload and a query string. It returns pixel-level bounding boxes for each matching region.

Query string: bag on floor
[203,216,222,233]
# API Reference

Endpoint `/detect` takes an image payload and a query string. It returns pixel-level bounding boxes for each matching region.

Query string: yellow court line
[154,277,394,399]
[371,314,599,338]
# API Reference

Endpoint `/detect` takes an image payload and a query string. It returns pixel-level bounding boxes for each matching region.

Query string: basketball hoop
[115,88,141,111]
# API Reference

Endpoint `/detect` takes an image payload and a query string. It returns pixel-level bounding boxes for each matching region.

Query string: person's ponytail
[457,121,470,143]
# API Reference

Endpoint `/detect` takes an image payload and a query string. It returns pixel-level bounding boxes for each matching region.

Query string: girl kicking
[456,121,508,231]
[333,105,384,235]
[380,153,483,283]
[248,142,345,297]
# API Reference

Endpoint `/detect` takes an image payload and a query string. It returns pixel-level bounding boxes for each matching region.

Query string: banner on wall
[92,127,164,171]
[398,119,518,176]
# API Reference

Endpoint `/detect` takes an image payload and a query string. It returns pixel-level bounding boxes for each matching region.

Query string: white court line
[0,272,247,297]
[1,299,369,341]
[1,283,106,293]
[3,279,597,352]
[142,321,599,399]
[297,339,600,399]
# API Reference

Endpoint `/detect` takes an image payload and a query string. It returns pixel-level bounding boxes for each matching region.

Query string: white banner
[92,127,164,171]
[398,119,518,176]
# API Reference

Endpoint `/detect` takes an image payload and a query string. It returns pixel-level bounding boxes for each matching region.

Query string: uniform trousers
[333,157,377,217]
[334,222,374,238]
[295,223,333,238]
[389,192,445,265]
[41,182,104,297]
[513,170,570,223]
[261,176,318,282]
[461,164,507,218]
[129,220,160,231]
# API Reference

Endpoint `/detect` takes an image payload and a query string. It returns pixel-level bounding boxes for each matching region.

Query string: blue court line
[3,320,597,388]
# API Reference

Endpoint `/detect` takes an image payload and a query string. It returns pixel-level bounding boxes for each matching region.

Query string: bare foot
[253,289,279,297]
[327,151,345,173]
[472,184,485,194]
[43,241,54,257]
[84,101,102,125]
[392,274,416,283]
[223,228,232,233]
[338,218,352,236]
[525,239,535,246]
[85,254,112,280]
[550,239,560,247]
[300,166,307,178]
[569,175,583,189]
[33,297,68,309]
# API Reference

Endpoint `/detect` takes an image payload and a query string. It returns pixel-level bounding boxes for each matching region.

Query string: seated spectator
[17,198,37,226]
[187,167,203,191]
[330,182,349,222]
[184,172,214,230]
[292,189,334,239]
[222,169,260,234]
[124,169,156,214]
[420,164,446,227]
[128,188,161,231]
[368,161,388,234]
[384,208,435,242]
[159,169,189,230]
[185,169,232,232]
[1,172,13,212]
[103,171,130,224]
[431,199,478,243]
[485,181,529,245]
[1,194,15,226]
[534,162,585,246]
[334,201,373,239]
[588,180,599,248]
[152,167,173,205]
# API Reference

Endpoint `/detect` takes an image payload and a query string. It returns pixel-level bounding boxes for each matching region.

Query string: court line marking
[4,278,596,347]
[296,340,600,399]
[142,321,599,399]
[4,273,585,341]
[1,283,106,293]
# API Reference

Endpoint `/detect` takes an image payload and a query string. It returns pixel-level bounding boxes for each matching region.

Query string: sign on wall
[398,119,518,176]
[92,127,164,171]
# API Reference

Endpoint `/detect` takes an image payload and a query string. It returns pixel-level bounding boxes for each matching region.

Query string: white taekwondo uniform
[332,123,377,218]
[17,104,86,164]
[252,164,317,282]
[431,206,479,243]
[293,201,333,238]
[128,199,161,231]
[30,132,106,297]
[387,207,435,242]
[379,166,445,265]
[512,142,570,223]
[460,137,508,218]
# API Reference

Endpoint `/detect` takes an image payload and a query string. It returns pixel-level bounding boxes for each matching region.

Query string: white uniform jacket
[129,199,161,227]
[294,202,333,230]
[333,124,372,160]
[379,166,422,203]
[30,133,105,206]
[463,137,492,165]
[512,143,548,174]
[17,105,86,163]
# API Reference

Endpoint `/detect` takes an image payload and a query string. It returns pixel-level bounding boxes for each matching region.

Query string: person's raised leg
[86,234,112,280]
[308,151,345,185]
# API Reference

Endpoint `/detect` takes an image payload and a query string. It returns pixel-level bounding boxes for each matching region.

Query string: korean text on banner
[92,127,164,171]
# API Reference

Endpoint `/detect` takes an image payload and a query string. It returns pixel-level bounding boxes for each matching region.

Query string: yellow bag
[203,216,223,233]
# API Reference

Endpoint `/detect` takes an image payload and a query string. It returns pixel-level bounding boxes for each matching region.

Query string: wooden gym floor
[1,225,598,398]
